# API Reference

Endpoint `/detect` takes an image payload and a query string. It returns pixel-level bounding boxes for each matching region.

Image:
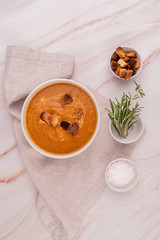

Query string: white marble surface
[0,0,160,239]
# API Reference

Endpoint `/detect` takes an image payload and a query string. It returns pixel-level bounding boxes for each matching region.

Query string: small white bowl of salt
[105,158,137,192]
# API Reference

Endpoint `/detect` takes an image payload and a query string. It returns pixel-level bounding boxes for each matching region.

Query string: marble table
[1,0,160,239]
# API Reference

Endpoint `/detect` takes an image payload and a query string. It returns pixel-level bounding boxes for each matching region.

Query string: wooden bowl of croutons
[110,47,142,80]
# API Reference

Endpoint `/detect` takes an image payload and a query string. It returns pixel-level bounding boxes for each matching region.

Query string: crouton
[118,59,128,68]
[69,123,79,136]
[73,109,83,120]
[61,94,73,106]
[115,65,121,76]
[129,58,137,68]
[125,70,133,80]
[126,51,137,58]
[123,56,130,62]
[134,59,141,69]
[40,112,60,127]
[119,69,127,78]
[127,64,132,70]
[111,60,117,70]
[132,68,137,75]
[111,52,119,61]
[116,47,126,58]
[60,121,70,130]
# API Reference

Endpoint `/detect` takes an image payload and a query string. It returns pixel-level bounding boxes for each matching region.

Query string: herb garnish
[105,81,145,138]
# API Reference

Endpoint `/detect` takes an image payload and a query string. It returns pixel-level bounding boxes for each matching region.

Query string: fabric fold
[4,46,74,119]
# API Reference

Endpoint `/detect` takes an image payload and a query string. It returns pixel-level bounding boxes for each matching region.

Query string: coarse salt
[106,160,136,187]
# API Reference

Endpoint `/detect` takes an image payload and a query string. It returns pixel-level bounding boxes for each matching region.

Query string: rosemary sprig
[105,81,145,138]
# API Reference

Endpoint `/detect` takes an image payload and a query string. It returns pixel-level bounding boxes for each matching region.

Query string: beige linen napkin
[4,46,135,240]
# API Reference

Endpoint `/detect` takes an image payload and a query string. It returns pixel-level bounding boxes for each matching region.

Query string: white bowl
[109,46,142,80]
[21,79,100,159]
[109,116,144,144]
[105,158,138,192]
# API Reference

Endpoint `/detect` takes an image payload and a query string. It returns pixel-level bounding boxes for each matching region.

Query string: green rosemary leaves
[105,81,145,138]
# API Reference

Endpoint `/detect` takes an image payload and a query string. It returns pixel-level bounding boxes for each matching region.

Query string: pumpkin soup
[25,83,97,155]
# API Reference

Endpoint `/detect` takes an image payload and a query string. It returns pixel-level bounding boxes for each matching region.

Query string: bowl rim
[109,46,142,80]
[105,158,138,192]
[21,78,100,159]
[109,116,144,144]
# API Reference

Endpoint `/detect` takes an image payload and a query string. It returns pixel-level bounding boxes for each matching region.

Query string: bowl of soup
[21,79,100,159]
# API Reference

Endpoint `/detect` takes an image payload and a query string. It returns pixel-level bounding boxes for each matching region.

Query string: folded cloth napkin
[4,46,136,240]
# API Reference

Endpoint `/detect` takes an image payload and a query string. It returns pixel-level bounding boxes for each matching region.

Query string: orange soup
[25,83,97,155]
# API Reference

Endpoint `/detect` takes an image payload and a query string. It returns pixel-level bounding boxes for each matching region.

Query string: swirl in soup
[25,83,97,155]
